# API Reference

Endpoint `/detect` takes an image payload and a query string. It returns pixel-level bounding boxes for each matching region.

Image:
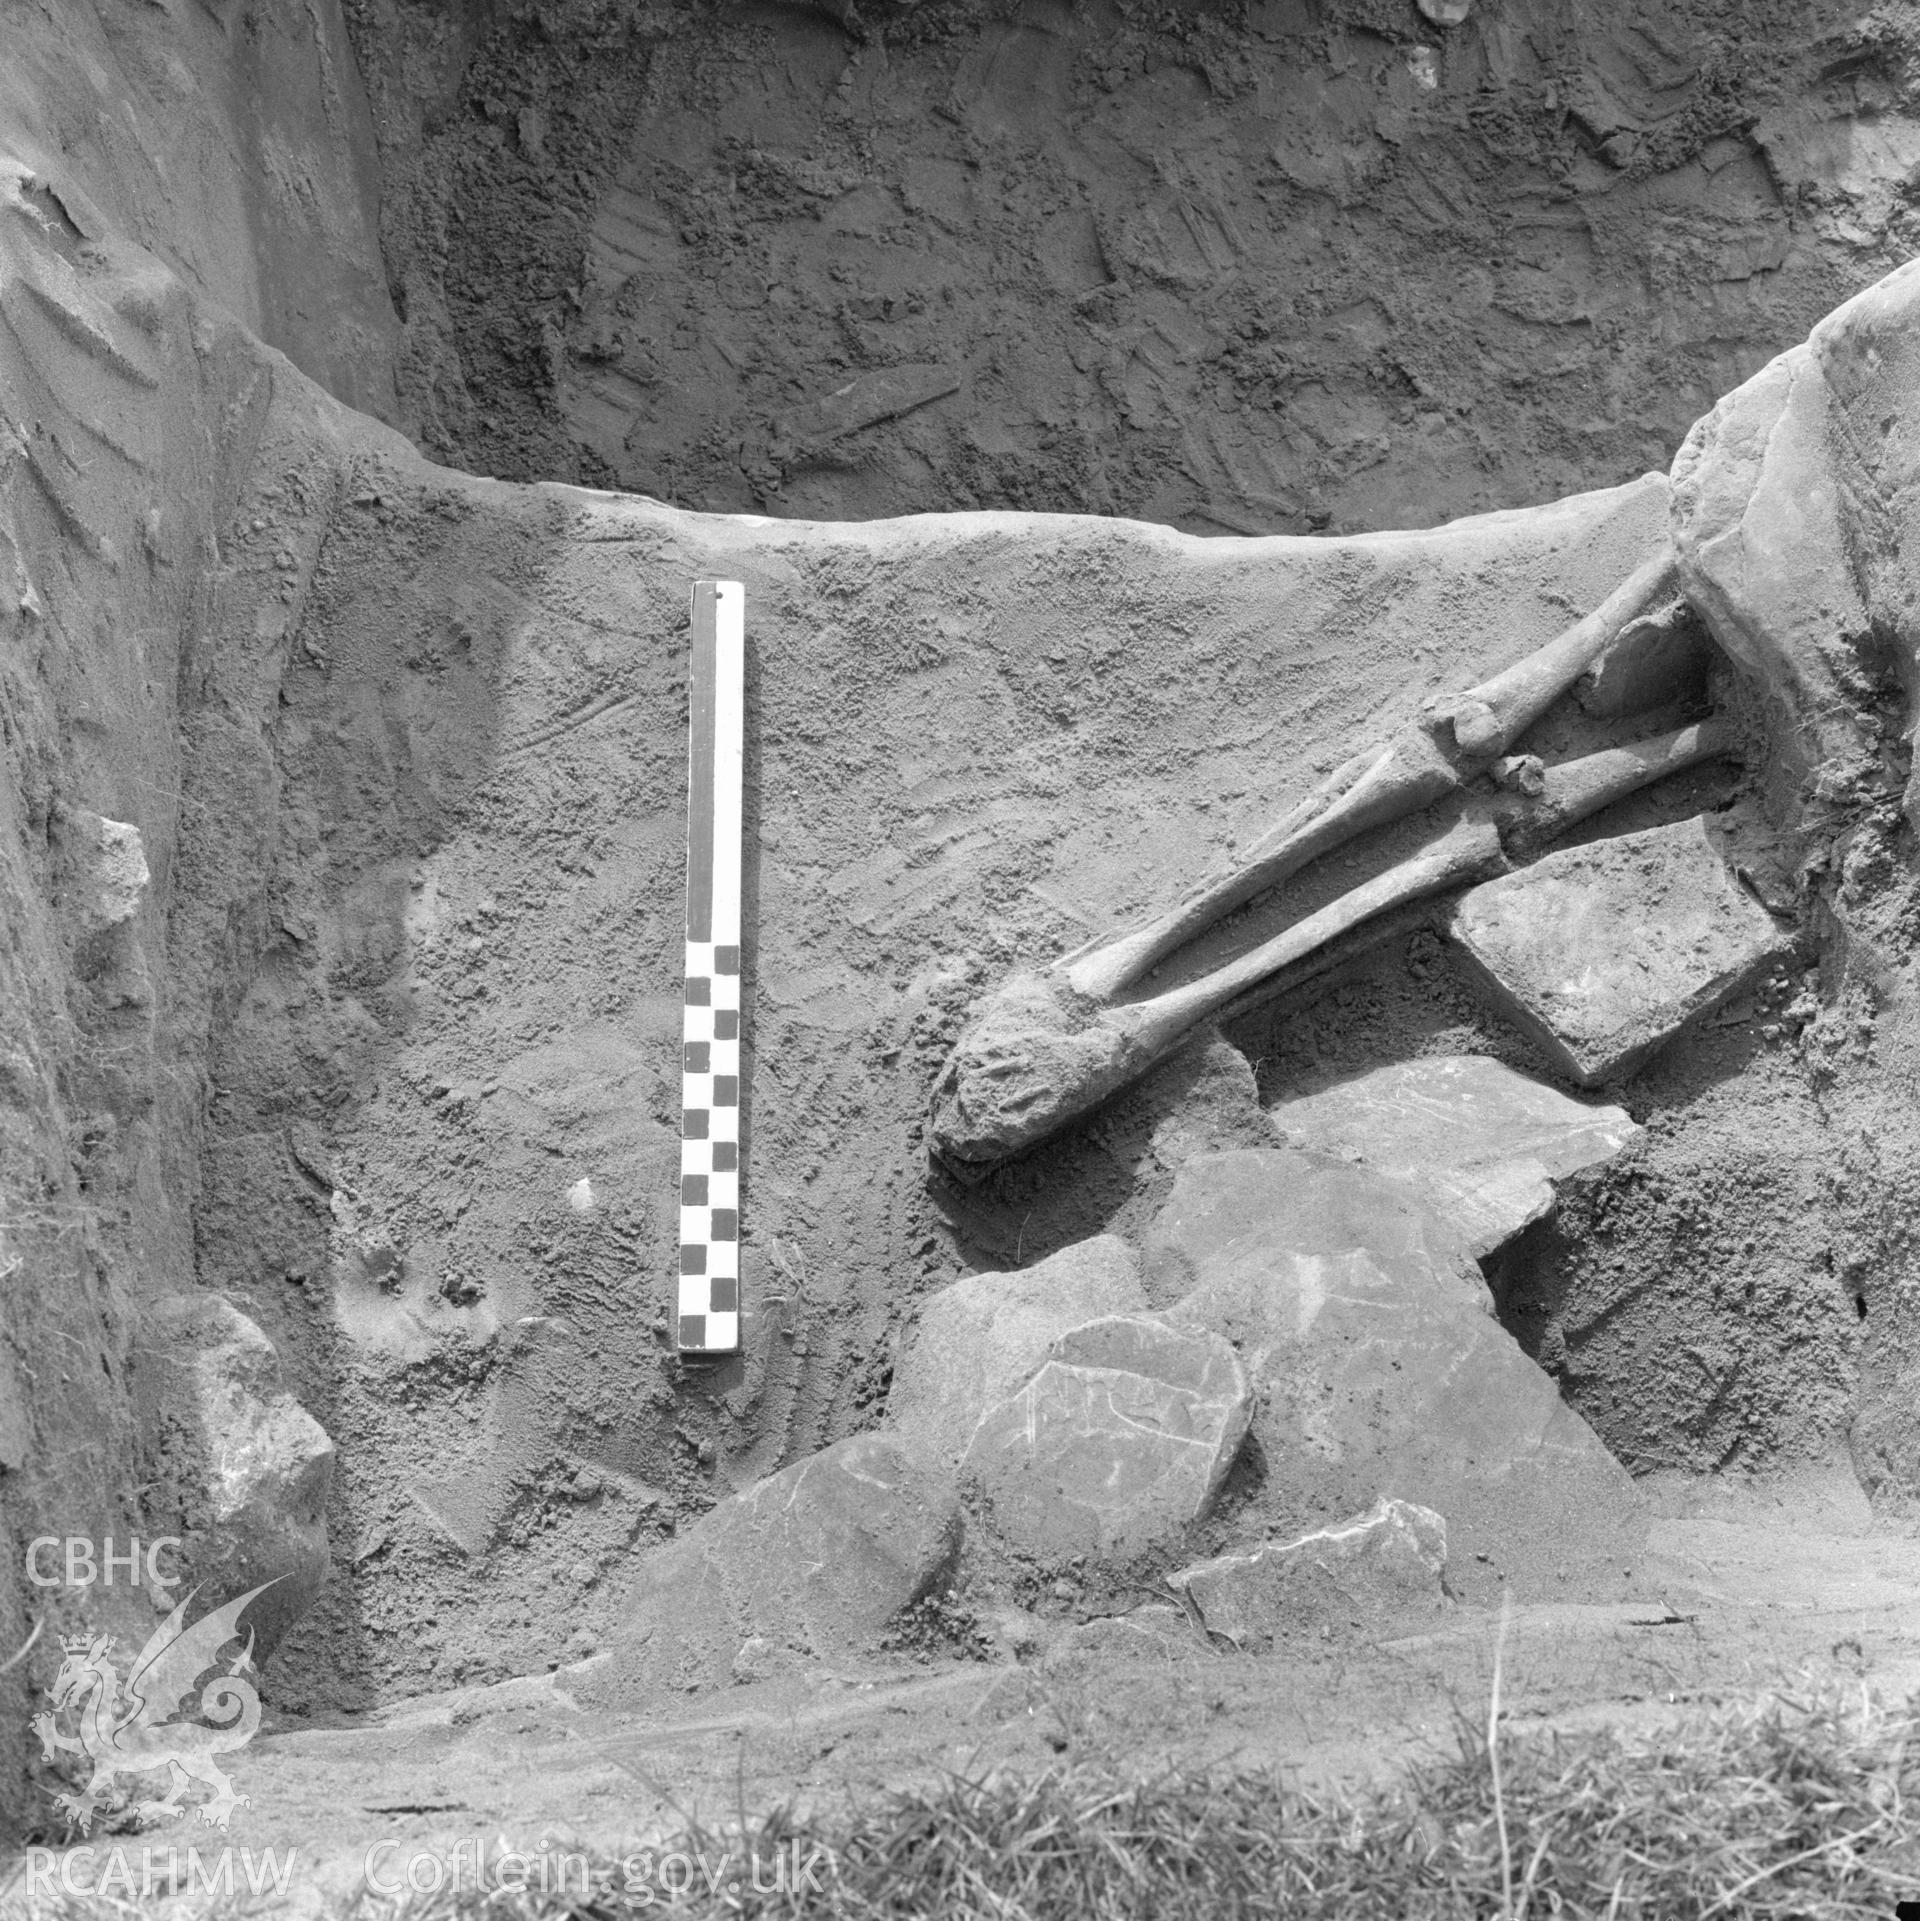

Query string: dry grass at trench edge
[12,1674,1917,1921]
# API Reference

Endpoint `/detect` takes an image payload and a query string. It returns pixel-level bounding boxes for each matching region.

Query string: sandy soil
[350,0,1920,536]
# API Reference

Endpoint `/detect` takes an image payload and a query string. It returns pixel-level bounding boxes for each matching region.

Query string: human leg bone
[1063,724,1460,1002]
[930,713,1739,1172]
[1496,716,1737,856]
[1062,546,1678,1004]
[1428,548,1680,758]
[931,816,1506,1170]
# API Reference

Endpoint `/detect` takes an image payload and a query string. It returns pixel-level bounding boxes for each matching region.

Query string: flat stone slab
[962,1315,1251,1564]
[1170,1497,1448,1647]
[1271,1054,1641,1258]
[886,1235,1147,1469]
[1447,815,1793,1085]
[587,1433,961,1701]
[1144,1142,1492,1317]
[1146,1149,1644,1591]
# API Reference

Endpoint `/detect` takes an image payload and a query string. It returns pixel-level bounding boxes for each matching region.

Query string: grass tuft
[353,1679,1920,1920]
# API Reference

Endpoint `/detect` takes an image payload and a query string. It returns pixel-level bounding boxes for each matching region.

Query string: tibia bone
[1062,548,1679,1004]
[1063,724,1461,1002]
[931,815,1506,1172]
[1432,546,1679,758]
[1496,716,1740,856]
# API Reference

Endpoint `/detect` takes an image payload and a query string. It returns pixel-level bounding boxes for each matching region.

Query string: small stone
[54,811,154,1006]
[1170,1499,1448,1649]
[978,1606,1051,1663]
[1491,754,1546,797]
[962,1316,1251,1563]
[1447,816,1794,1085]
[83,816,150,928]
[1416,0,1470,22]
[730,1635,782,1684]
[567,1177,596,1213]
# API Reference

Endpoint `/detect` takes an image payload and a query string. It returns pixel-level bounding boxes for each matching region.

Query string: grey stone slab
[1169,1498,1448,1647]
[1146,1149,1644,1591]
[592,1433,961,1699]
[1144,1141,1492,1317]
[1446,815,1793,1086]
[962,1315,1251,1564]
[885,1235,1147,1469]
[137,1295,335,1657]
[1271,1054,1641,1259]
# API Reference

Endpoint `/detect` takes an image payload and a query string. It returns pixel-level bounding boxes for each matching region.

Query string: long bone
[932,816,1505,1172]
[929,713,1737,1173]
[1427,547,1682,757]
[1497,715,1737,855]
[1207,717,1742,1024]
[1062,547,1680,1003]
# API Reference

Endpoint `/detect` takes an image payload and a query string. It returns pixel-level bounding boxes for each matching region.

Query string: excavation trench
[5,0,1920,1837]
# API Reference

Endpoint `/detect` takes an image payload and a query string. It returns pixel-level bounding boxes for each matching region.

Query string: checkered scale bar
[679,580,745,1355]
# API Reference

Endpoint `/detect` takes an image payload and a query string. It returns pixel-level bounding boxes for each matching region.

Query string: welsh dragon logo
[31,1580,279,1831]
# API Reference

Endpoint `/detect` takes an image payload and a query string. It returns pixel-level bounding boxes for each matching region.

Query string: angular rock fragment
[1270,1054,1641,1259]
[962,1316,1251,1563]
[1169,1497,1448,1648]
[1670,262,1905,839]
[1575,598,1711,719]
[59,810,149,932]
[1147,1149,1643,1591]
[55,808,152,1006]
[591,1433,960,1699]
[1446,815,1794,1085]
[886,1235,1147,1468]
[137,1296,335,1656]
[1133,1028,1274,1178]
